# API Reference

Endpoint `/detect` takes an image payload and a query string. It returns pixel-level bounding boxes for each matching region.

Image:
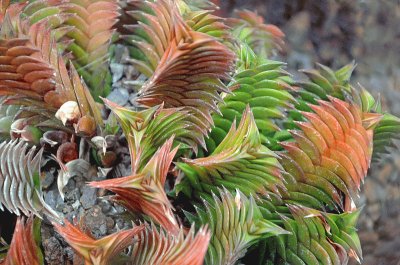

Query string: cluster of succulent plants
[0,0,399,264]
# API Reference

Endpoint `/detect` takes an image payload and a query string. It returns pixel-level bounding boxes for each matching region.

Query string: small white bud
[55,101,80,125]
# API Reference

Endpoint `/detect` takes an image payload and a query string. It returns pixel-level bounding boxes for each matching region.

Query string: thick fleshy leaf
[103,99,191,172]
[54,219,144,265]
[289,62,356,124]
[177,0,218,11]
[0,7,102,138]
[351,86,400,161]
[125,0,175,76]
[130,224,210,265]
[90,137,180,234]
[183,8,230,40]
[22,0,119,98]
[250,205,355,265]
[0,140,59,219]
[323,209,363,263]
[177,106,285,200]
[186,188,288,265]
[0,0,10,23]
[279,97,380,211]
[206,52,294,152]
[1,216,43,265]
[227,9,285,57]
[126,0,229,76]
[127,0,235,148]
[0,14,73,109]
[289,63,400,161]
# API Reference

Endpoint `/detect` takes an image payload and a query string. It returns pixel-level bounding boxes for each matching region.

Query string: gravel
[83,205,110,239]
[106,88,130,106]
[43,237,65,265]
[80,186,98,209]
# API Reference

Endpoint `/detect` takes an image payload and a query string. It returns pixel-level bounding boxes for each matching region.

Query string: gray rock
[106,88,129,106]
[114,204,126,214]
[43,237,64,265]
[64,247,75,262]
[106,217,115,232]
[84,205,108,239]
[63,179,80,203]
[110,63,124,83]
[114,217,132,232]
[99,223,107,234]
[112,44,128,63]
[99,199,112,213]
[44,189,64,212]
[42,169,55,189]
[124,64,140,80]
[62,205,74,215]
[80,185,98,209]
[129,93,138,106]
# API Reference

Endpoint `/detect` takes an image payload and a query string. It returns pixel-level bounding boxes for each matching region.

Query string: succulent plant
[0,216,43,265]
[90,137,181,233]
[0,2,103,142]
[53,219,144,265]
[0,0,399,264]
[0,140,58,220]
[186,188,288,265]
[130,223,210,265]
[228,10,285,58]
[176,106,285,200]
[21,0,119,99]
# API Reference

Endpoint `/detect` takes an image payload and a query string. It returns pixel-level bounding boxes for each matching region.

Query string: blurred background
[217,0,400,264]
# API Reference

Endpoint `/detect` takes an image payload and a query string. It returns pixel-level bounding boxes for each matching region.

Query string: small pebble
[106,88,129,106]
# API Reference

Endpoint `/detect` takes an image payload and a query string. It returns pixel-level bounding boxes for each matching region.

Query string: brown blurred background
[220,0,400,264]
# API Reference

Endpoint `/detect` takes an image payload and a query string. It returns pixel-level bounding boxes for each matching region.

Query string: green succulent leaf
[207,46,294,152]
[0,140,59,220]
[103,99,193,172]
[187,188,288,265]
[177,106,284,200]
